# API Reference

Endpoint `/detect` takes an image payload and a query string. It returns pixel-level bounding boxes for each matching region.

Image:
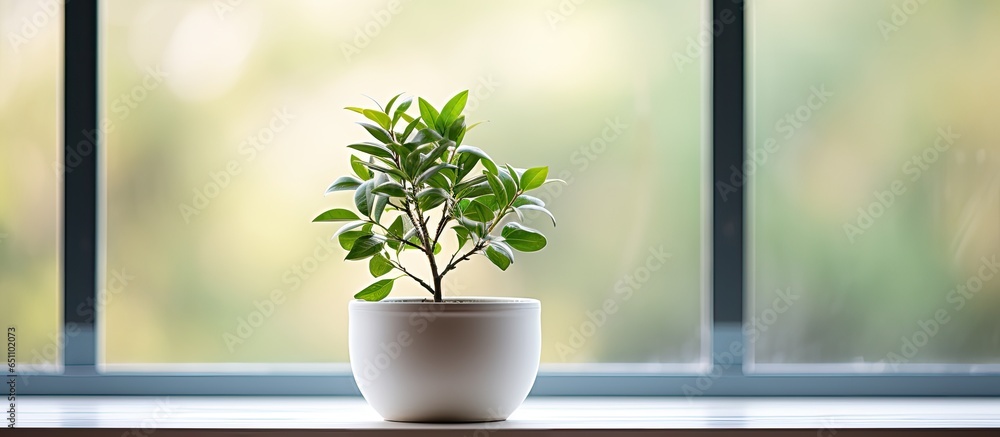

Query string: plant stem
[387,258,435,295]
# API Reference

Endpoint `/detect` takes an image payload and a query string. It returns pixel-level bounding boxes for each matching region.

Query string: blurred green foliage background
[750,0,1000,367]
[97,0,706,365]
[0,1,62,369]
[11,0,993,371]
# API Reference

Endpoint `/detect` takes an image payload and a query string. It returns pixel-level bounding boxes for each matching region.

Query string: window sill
[16,396,1000,435]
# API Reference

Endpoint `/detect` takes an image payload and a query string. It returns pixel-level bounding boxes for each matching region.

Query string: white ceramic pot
[348,297,541,422]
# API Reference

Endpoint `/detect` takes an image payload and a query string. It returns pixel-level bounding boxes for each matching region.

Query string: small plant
[314,91,560,302]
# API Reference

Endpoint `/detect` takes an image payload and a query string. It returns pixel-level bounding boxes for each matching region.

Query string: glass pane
[749,0,1000,370]
[103,0,707,367]
[0,1,62,370]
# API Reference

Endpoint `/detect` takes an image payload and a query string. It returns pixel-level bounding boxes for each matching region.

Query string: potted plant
[313,91,559,422]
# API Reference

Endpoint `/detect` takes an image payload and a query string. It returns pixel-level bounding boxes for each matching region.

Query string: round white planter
[349,297,541,422]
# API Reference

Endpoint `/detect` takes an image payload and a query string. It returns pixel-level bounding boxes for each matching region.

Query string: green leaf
[313,208,360,222]
[453,226,470,248]
[505,164,521,191]
[347,143,394,159]
[417,98,440,133]
[401,226,419,244]
[456,216,486,238]
[513,195,545,207]
[439,90,469,127]
[446,116,466,143]
[406,128,444,148]
[338,224,372,250]
[344,106,366,115]
[333,220,368,238]
[325,176,362,195]
[402,151,422,179]
[501,222,547,252]
[416,187,449,210]
[425,172,452,190]
[455,145,498,174]
[392,98,413,126]
[456,183,490,200]
[399,116,422,143]
[507,204,525,222]
[485,246,511,271]
[358,122,393,144]
[346,234,384,260]
[517,205,556,226]
[385,93,403,116]
[362,109,391,131]
[416,163,457,186]
[454,175,485,191]
[354,278,396,302]
[473,194,500,211]
[520,166,549,191]
[463,199,495,223]
[497,167,518,201]
[485,171,507,206]
[338,230,366,250]
[466,120,487,132]
[354,180,374,216]
[360,160,406,180]
[372,194,389,222]
[399,112,427,131]
[372,182,406,197]
[388,216,405,238]
[351,155,372,180]
[421,141,452,171]
[486,242,514,271]
[369,253,394,277]
[455,152,480,181]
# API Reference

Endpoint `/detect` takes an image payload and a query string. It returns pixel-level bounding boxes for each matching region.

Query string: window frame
[17,0,1000,396]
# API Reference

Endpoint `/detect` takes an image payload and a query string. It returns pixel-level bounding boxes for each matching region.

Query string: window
[9,0,1000,396]
[0,1,62,371]
[101,0,708,368]
[748,0,1000,371]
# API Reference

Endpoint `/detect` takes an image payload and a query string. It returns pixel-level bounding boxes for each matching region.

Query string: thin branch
[432,207,452,249]
[441,241,486,277]
[400,198,429,252]
[387,258,435,295]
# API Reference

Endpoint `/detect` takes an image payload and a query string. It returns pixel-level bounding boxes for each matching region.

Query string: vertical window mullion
[711,0,746,370]
[63,0,99,372]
